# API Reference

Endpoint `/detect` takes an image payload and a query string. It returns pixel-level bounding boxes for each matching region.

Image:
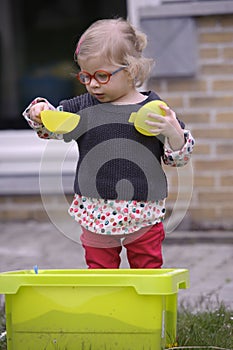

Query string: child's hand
[146,104,185,150]
[29,102,50,124]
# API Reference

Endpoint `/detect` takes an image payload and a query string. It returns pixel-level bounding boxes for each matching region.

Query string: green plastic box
[0,268,189,350]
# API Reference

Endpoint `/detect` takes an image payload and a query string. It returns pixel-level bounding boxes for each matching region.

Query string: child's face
[78,57,133,104]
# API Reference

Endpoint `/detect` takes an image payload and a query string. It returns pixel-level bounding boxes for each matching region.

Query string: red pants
[80,223,165,269]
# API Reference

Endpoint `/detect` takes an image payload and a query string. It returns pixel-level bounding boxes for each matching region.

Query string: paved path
[0,220,232,310]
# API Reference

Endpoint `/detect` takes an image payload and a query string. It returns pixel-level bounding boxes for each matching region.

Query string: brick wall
[148,14,233,230]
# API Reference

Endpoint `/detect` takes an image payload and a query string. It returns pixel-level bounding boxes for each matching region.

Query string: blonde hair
[75,18,154,87]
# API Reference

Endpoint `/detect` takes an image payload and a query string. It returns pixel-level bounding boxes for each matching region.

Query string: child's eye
[95,72,109,82]
[78,72,90,83]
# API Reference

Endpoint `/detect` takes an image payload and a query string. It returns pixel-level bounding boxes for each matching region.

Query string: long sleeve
[163,130,195,167]
[22,97,63,140]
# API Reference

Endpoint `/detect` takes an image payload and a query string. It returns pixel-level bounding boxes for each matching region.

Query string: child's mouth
[94,93,105,100]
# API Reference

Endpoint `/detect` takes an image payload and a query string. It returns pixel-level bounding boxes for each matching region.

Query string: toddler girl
[23,18,195,269]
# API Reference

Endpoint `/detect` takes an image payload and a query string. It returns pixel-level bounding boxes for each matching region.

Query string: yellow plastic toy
[40,110,80,134]
[0,268,190,350]
[128,100,168,136]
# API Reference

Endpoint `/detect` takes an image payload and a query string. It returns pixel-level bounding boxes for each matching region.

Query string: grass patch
[176,300,233,350]
[0,301,232,350]
[0,306,6,350]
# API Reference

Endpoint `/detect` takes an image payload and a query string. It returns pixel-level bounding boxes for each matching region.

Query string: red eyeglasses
[76,66,126,85]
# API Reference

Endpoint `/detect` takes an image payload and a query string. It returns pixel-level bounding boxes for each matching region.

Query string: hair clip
[75,35,84,57]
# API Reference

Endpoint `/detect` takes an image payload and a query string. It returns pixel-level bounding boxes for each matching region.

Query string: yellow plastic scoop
[40,110,80,134]
[129,100,168,136]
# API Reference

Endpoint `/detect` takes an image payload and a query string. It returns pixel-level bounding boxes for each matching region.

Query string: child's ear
[125,68,137,87]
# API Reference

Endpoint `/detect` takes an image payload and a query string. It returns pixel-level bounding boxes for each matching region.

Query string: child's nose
[89,77,100,88]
